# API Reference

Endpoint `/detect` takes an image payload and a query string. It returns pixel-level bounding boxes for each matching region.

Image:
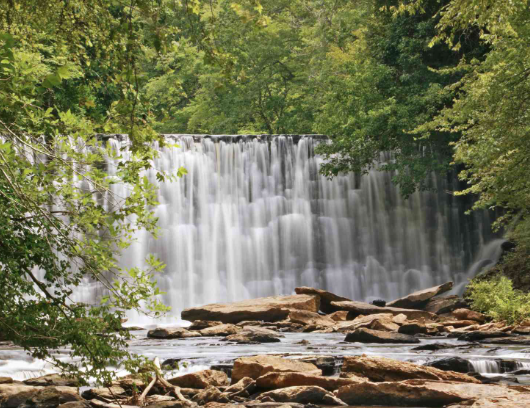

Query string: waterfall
[98,134,501,319]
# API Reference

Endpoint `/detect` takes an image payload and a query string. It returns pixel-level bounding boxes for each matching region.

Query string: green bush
[467,276,530,325]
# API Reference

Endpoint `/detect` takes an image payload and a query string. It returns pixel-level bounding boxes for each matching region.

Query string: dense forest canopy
[0,0,529,382]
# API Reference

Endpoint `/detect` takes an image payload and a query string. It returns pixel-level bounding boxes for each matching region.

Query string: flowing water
[73,134,503,323]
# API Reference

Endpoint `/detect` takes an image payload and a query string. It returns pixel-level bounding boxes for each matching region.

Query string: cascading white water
[470,360,502,374]
[91,134,502,319]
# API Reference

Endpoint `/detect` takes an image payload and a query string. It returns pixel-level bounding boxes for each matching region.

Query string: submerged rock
[294,287,351,313]
[168,370,229,389]
[340,356,479,383]
[344,328,420,344]
[386,282,453,309]
[182,295,320,324]
[458,331,513,342]
[425,357,472,374]
[147,327,202,339]
[231,355,321,384]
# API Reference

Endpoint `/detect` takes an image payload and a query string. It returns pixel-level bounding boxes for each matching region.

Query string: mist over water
[86,134,501,320]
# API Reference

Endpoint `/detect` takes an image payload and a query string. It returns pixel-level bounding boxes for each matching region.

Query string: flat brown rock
[328,311,349,321]
[147,327,202,339]
[335,381,466,407]
[231,355,321,384]
[256,372,365,391]
[330,300,436,320]
[168,370,229,389]
[344,328,420,344]
[0,384,41,408]
[452,308,487,323]
[386,282,453,309]
[182,295,320,324]
[334,313,394,332]
[294,287,351,313]
[23,374,79,387]
[258,385,347,405]
[199,324,239,337]
[340,356,480,383]
[337,379,530,407]
[288,310,335,327]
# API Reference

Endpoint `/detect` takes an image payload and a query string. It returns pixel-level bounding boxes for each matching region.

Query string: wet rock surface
[5,285,530,408]
[181,295,320,324]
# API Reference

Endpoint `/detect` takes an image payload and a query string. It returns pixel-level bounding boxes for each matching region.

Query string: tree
[313,0,486,196]
[0,0,194,384]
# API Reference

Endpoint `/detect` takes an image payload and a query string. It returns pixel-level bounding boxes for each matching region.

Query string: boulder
[182,295,320,324]
[0,379,12,385]
[392,314,408,325]
[294,287,351,313]
[328,311,349,322]
[424,296,468,315]
[0,384,41,408]
[199,324,239,337]
[387,282,453,309]
[223,377,255,395]
[335,380,466,407]
[168,370,229,389]
[81,385,128,401]
[57,402,91,408]
[231,355,321,384]
[452,309,487,323]
[344,328,420,344]
[330,301,436,320]
[225,329,281,344]
[258,386,347,406]
[147,327,201,339]
[192,386,229,405]
[425,357,472,374]
[398,322,428,335]
[188,321,223,331]
[287,310,335,327]
[370,319,400,332]
[340,356,479,383]
[294,356,336,376]
[19,386,83,408]
[443,320,480,328]
[24,374,79,387]
[334,313,395,332]
[256,372,365,391]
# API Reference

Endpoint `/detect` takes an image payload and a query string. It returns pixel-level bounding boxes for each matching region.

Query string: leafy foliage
[467,276,530,325]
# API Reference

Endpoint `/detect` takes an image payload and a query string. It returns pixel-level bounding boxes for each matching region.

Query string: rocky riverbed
[3,283,530,407]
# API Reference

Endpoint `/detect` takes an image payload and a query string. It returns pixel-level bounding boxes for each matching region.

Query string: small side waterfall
[95,134,501,318]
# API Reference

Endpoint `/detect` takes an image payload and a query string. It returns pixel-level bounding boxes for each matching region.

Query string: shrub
[467,276,530,325]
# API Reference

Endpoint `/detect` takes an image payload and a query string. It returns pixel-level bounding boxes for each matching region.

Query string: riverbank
[3,283,530,407]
